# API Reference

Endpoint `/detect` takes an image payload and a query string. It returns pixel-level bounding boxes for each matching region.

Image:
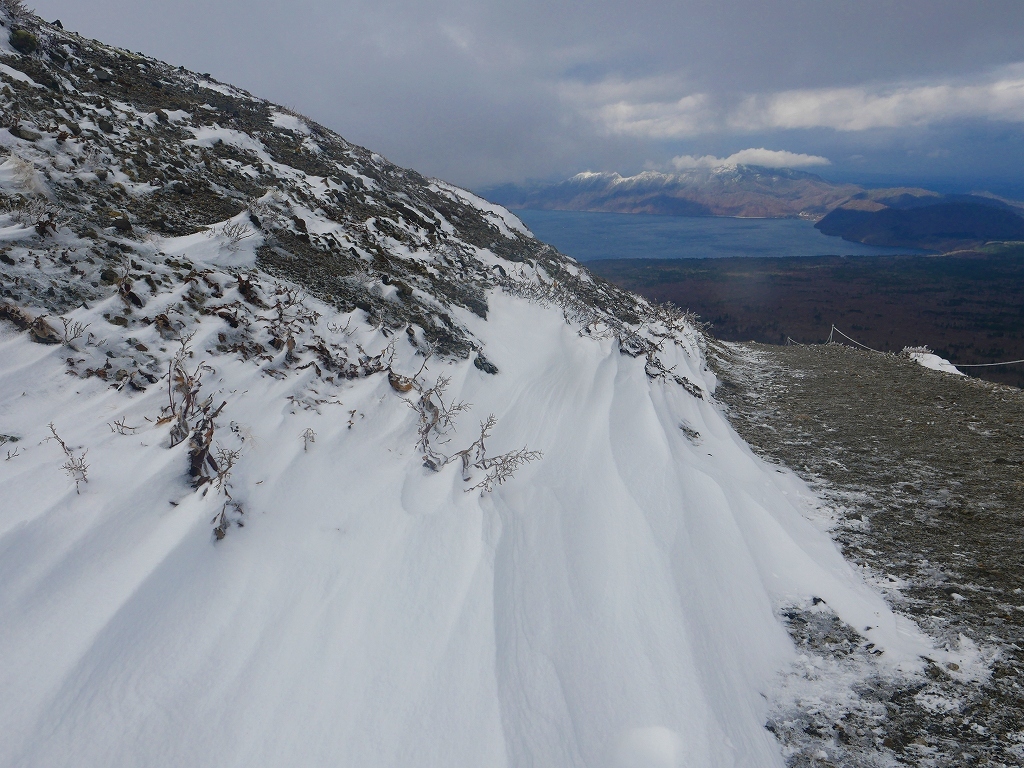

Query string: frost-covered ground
[711,341,1024,767]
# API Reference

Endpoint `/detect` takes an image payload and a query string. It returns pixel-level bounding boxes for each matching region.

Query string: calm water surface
[513,209,929,261]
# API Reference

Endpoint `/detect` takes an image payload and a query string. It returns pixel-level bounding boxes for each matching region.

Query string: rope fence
[824,324,1024,368]
[825,325,882,353]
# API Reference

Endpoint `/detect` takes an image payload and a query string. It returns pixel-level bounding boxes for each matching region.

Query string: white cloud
[670,148,830,170]
[570,63,1024,139]
[557,76,718,139]
[730,65,1024,131]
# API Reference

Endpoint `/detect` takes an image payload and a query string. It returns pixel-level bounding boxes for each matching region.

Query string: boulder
[8,125,42,142]
[29,316,61,344]
[153,313,177,339]
[0,302,32,331]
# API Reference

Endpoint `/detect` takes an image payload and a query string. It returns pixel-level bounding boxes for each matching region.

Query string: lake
[513,209,929,261]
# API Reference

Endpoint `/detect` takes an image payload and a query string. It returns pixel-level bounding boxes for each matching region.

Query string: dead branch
[213,500,244,541]
[108,417,138,435]
[408,374,470,469]
[46,423,89,493]
[208,220,254,252]
[466,446,543,494]
[186,400,227,486]
[160,334,215,446]
[60,316,91,347]
[212,445,241,489]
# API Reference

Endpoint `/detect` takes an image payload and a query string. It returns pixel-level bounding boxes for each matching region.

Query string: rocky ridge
[0,4,711,525]
[0,6,700,389]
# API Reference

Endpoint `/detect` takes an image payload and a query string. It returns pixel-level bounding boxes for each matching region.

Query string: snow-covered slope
[0,8,957,768]
[1,283,943,768]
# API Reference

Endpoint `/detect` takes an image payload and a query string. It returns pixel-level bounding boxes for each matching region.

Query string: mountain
[815,190,1024,251]
[1,8,959,767]
[484,166,863,218]
[487,170,1024,251]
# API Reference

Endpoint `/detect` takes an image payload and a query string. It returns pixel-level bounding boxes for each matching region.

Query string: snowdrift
[2,284,936,768]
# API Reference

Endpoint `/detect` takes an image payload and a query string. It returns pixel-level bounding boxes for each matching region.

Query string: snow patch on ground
[0,61,38,86]
[186,125,272,162]
[910,351,964,376]
[431,180,532,238]
[271,110,311,135]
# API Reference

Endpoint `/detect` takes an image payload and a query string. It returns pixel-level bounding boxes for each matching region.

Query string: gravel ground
[709,341,1024,767]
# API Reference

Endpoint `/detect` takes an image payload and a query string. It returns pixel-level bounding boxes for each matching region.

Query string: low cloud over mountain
[669,148,830,171]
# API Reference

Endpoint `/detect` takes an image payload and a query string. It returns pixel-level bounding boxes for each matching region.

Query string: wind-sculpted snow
[0,282,959,767]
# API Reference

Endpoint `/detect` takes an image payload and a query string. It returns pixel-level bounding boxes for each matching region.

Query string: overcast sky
[28,0,1024,191]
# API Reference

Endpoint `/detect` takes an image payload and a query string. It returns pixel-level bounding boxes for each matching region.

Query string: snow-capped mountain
[485,167,863,219]
[1,8,967,767]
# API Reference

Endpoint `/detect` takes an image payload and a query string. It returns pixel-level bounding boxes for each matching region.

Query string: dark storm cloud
[28,0,1024,187]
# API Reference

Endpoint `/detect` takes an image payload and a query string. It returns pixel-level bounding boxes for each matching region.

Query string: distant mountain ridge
[485,166,862,219]
[815,198,1024,252]
[483,168,1024,251]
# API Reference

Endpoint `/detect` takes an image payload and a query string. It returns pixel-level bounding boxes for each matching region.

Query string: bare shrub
[1,0,34,26]
[245,196,283,229]
[186,400,227,485]
[259,283,320,344]
[450,415,542,493]
[157,334,214,446]
[327,316,353,336]
[408,374,470,469]
[6,195,60,234]
[207,443,243,540]
[212,445,240,488]
[403,372,541,491]
[301,427,316,451]
[4,434,22,461]
[60,316,90,347]
[46,423,89,493]
[207,220,254,252]
[107,417,138,435]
